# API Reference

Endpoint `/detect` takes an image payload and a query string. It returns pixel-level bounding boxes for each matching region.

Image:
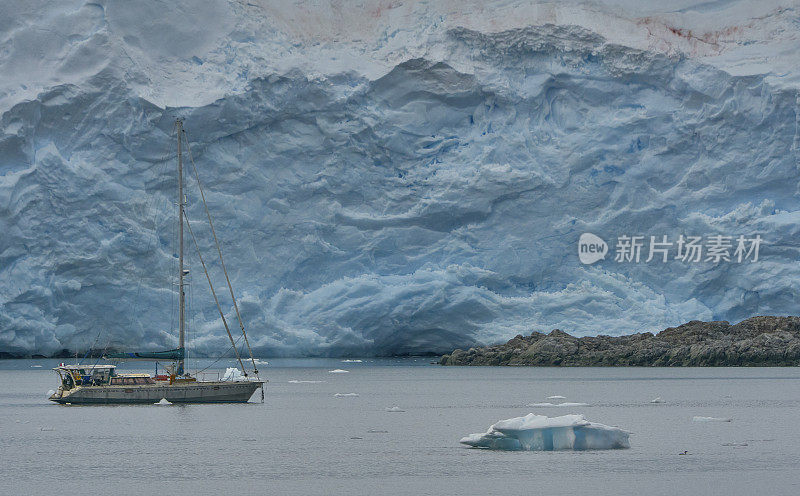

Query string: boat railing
[196,371,221,382]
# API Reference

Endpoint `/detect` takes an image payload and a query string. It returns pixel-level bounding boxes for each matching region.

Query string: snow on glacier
[460,413,630,451]
[1,1,800,356]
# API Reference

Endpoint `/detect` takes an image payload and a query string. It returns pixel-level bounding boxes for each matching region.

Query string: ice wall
[1,1,799,356]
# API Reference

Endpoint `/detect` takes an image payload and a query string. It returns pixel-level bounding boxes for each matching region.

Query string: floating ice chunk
[341,359,363,363]
[547,395,566,399]
[527,402,588,407]
[460,414,630,451]
[386,406,404,412]
[650,397,665,403]
[329,369,349,373]
[31,365,42,368]
[222,367,244,381]
[155,398,172,405]
[288,380,324,384]
[334,393,359,398]
[693,416,732,422]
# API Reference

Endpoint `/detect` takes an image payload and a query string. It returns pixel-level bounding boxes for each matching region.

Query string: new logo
[578,233,608,265]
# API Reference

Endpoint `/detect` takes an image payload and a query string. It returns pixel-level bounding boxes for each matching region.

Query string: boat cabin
[110,374,156,385]
[53,364,117,389]
[53,365,163,391]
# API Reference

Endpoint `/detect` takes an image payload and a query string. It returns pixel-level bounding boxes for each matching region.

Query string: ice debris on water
[460,414,630,451]
[329,369,349,373]
[386,406,404,412]
[693,416,732,422]
[334,393,359,398]
[155,398,172,405]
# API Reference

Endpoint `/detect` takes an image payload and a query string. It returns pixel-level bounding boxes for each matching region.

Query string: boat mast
[177,119,185,376]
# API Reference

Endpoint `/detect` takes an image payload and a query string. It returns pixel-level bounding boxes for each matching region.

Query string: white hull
[49,381,263,404]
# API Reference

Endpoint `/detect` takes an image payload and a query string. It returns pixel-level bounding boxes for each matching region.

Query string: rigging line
[183,131,259,376]
[78,320,103,365]
[92,122,177,361]
[183,206,248,375]
[193,333,245,374]
[129,122,177,335]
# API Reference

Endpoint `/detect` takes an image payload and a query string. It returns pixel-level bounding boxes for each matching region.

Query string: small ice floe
[334,393,359,398]
[155,398,172,405]
[460,414,629,451]
[693,416,732,422]
[222,367,245,381]
[40,426,54,432]
[31,365,43,368]
[46,390,55,398]
[547,395,566,400]
[329,369,349,373]
[341,359,363,363]
[527,402,588,407]
[288,380,324,384]
[650,397,665,404]
[386,406,405,412]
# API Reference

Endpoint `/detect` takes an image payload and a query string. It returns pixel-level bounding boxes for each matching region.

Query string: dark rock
[439,316,800,366]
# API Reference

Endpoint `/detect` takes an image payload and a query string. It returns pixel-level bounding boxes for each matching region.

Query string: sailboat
[49,119,264,404]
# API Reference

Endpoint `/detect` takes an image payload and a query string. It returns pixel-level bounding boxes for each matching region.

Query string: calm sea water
[1,359,799,495]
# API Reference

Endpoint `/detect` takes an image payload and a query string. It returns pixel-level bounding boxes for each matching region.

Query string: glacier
[460,413,630,451]
[1,1,800,357]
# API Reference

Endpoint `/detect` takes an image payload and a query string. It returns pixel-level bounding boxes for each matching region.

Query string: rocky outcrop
[439,316,800,366]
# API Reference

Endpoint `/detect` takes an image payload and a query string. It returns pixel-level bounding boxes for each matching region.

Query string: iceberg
[460,414,630,451]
